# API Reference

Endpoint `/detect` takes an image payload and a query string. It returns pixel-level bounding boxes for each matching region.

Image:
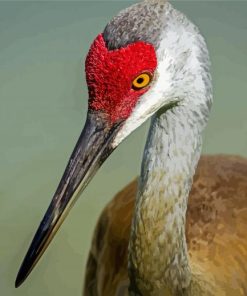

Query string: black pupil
[137,77,144,84]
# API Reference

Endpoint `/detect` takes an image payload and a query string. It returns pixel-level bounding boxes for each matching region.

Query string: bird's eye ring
[132,72,152,90]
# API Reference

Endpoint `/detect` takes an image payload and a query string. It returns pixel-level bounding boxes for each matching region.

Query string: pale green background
[0,1,246,295]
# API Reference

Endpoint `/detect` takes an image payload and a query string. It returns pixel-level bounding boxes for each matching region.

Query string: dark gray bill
[15,111,123,288]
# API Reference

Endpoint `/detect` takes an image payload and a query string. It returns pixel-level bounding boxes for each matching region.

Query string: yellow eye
[132,72,152,90]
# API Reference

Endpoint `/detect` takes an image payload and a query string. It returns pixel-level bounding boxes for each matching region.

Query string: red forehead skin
[85,33,157,124]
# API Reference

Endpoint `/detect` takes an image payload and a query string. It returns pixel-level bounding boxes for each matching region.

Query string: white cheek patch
[112,81,162,147]
[112,43,179,148]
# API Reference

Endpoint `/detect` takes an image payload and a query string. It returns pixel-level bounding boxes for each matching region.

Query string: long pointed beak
[15,111,123,288]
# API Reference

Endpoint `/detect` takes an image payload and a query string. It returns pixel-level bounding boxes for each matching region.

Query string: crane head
[15,0,211,288]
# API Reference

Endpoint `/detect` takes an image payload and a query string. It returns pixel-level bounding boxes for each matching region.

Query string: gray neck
[128,105,204,295]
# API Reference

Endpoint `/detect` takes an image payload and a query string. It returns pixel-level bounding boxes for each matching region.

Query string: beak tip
[15,257,32,288]
[15,273,24,288]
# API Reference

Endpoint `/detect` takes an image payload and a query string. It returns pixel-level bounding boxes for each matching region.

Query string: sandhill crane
[16,0,247,295]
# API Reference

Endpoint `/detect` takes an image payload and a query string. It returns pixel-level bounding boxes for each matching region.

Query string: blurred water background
[0,1,246,295]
